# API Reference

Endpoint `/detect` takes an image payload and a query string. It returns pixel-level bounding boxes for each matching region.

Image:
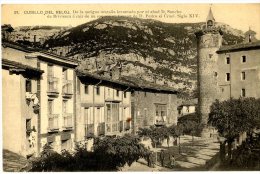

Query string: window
[186,106,190,113]
[61,139,71,150]
[47,64,53,77]
[207,20,213,27]
[241,72,246,80]
[116,90,119,97]
[209,54,213,58]
[144,92,147,97]
[84,107,93,124]
[96,86,100,95]
[155,104,167,123]
[26,80,32,92]
[242,56,246,63]
[96,107,101,123]
[48,100,53,114]
[62,68,68,80]
[26,119,31,131]
[124,91,127,98]
[105,102,119,132]
[108,88,110,96]
[226,57,230,64]
[226,73,230,81]
[214,72,218,77]
[63,100,68,113]
[84,85,89,94]
[241,88,246,97]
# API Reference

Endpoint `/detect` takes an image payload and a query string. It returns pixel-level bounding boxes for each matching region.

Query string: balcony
[62,80,73,98]
[97,122,105,136]
[48,114,59,132]
[85,123,94,139]
[62,113,73,130]
[47,76,59,97]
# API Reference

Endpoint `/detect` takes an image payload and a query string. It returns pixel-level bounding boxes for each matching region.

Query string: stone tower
[195,8,223,134]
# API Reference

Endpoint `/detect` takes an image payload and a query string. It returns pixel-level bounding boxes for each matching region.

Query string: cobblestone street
[122,135,220,171]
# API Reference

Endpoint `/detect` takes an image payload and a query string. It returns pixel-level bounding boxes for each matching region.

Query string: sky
[2,4,260,38]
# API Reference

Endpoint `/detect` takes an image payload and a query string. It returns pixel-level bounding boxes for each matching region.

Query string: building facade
[217,40,260,101]
[34,51,78,154]
[2,43,43,157]
[2,42,179,156]
[2,42,78,156]
[131,90,178,132]
[177,99,197,118]
[75,71,132,144]
[196,9,260,137]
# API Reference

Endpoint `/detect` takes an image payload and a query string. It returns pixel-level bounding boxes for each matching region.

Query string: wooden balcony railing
[47,76,59,96]
[48,114,59,131]
[97,122,105,136]
[85,123,94,139]
[62,80,73,98]
[63,113,73,129]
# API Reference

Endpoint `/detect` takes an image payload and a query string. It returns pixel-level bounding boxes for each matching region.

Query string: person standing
[151,151,156,168]
[159,149,165,167]
[170,155,176,168]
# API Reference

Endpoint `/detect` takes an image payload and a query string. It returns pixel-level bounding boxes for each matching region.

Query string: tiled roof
[179,98,198,106]
[76,70,178,94]
[2,41,79,64]
[120,76,178,93]
[217,40,260,53]
[2,58,44,74]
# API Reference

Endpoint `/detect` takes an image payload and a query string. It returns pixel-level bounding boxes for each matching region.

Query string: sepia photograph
[1,2,260,172]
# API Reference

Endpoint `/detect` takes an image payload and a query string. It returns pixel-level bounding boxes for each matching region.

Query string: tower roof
[206,7,215,22]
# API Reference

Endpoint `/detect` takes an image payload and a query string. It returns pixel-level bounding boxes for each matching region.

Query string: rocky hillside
[44,16,245,98]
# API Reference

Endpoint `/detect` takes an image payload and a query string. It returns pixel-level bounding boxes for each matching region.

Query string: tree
[93,134,148,168]
[137,125,169,148]
[168,124,183,154]
[208,98,260,160]
[30,134,148,171]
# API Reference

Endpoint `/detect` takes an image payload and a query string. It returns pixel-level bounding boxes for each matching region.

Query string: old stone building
[196,8,260,137]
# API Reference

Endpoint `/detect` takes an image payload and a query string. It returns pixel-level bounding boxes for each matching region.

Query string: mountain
[43,16,245,98]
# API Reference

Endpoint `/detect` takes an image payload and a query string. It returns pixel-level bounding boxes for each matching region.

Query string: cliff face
[43,16,244,98]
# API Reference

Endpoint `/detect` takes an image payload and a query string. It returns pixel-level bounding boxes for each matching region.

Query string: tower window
[242,56,246,63]
[241,88,246,97]
[226,73,230,81]
[226,57,230,64]
[241,72,246,80]
[124,92,127,98]
[207,20,213,27]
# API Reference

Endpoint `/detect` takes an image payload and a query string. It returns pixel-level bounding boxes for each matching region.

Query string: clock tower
[195,8,223,137]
